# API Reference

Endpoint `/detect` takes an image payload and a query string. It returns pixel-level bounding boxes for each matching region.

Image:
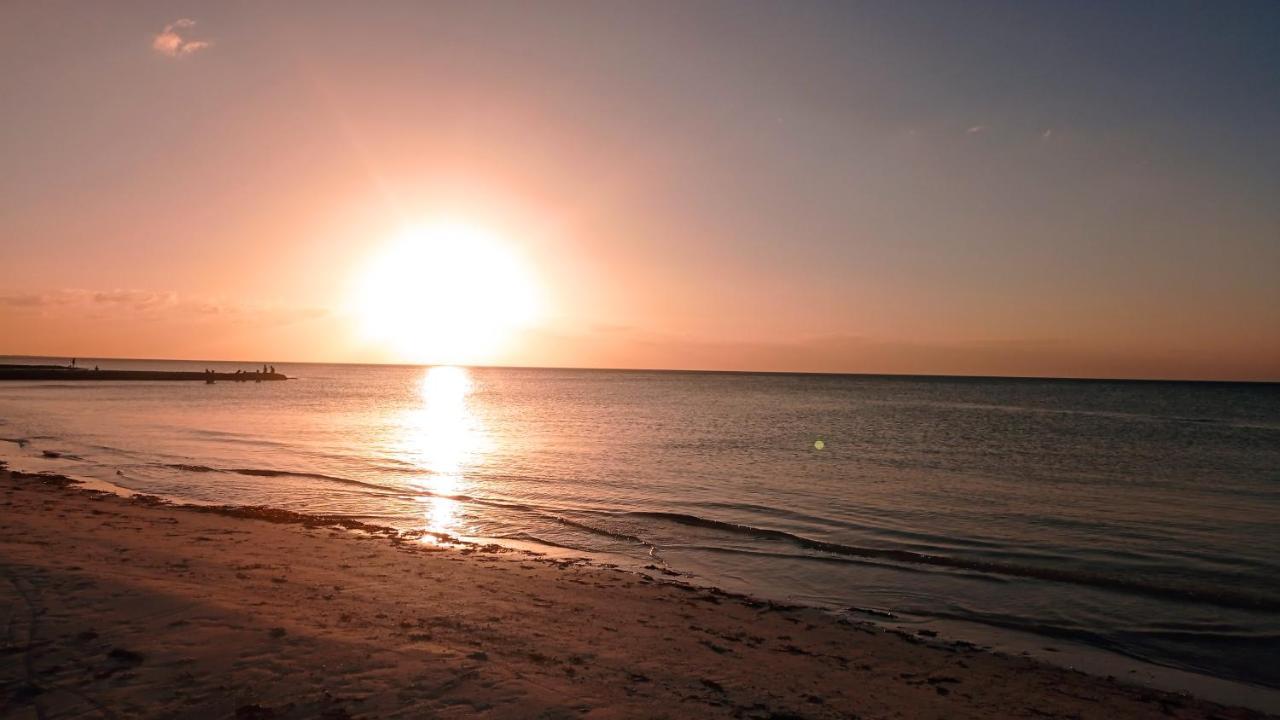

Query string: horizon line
[1,353,1275,386]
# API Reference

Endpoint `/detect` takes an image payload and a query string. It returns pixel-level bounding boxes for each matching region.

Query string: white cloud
[153,18,212,57]
[1042,128,1054,140]
[966,125,986,134]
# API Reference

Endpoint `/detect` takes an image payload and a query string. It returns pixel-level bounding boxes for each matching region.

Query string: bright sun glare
[351,222,543,363]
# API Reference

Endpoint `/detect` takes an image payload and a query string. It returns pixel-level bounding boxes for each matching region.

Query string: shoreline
[4,438,1278,708]
[0,463,1273,719]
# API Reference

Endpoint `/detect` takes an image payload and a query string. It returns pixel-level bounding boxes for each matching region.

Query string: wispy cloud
[0,289,88,308]
[0,293,55,307]
[966,125,987,134]
[153,18,212,58]
[0,288,326,327]
[0,288,176,312]
[91,289,178,309]
[1042,128,1054,140]
[187,302,330,326]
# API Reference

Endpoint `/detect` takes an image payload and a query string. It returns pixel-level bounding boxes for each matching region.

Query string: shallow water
[2,357,1277,692]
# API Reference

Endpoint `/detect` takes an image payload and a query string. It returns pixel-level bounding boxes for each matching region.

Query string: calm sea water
[2,358,1277,696]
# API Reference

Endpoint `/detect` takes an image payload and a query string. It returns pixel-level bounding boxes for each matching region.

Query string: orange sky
[2,3,1277,380]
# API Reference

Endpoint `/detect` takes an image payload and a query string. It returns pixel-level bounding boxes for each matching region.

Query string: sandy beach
[0,464,1268,720]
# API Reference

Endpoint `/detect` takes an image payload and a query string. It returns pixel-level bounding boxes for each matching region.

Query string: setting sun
[350,222,544,364]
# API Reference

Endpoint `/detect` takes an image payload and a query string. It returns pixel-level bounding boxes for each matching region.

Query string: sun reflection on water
[396,366,488,540]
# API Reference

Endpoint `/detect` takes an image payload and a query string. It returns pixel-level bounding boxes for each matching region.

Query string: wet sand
[0,465,1268,719]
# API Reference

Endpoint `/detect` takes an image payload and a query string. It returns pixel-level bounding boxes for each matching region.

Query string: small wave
[164,463,400,495]
[130,497,461,544]
[457,495,538,513]
[684,499,851,530]
[668,543,1012,584]
[490,531,588,552]
[917,606,1280,689]
[621,511,1280,612]
[159,462,546,516]
[555,516,649,545]
[554,516,660,557]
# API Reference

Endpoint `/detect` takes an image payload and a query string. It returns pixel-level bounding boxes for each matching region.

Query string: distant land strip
[0,364,286,382]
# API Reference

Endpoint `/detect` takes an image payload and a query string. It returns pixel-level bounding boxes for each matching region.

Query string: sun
[350,221,544,364]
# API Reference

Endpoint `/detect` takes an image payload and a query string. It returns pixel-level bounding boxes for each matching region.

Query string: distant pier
[0,365,287,382]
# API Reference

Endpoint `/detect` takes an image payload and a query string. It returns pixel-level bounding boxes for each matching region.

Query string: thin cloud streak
[0,288,327,327]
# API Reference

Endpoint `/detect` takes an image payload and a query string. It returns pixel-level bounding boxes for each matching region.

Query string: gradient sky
[2,1,1277,380]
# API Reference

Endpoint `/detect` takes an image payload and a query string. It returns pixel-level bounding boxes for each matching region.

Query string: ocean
[2,358,1277,701]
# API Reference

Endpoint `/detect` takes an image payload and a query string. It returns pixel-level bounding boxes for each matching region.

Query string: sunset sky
[2,2,1277,380]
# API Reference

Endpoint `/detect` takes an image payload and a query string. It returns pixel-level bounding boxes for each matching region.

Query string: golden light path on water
[395,366,490,540]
